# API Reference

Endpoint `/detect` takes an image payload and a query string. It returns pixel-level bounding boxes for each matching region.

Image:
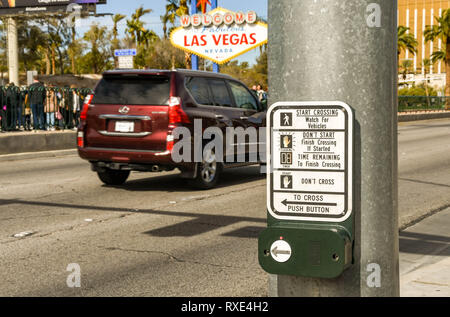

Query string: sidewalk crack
[97,246,247,269]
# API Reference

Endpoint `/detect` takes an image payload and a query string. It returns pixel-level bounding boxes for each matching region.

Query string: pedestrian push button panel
[258,224,352,278]
[259,101,354,278]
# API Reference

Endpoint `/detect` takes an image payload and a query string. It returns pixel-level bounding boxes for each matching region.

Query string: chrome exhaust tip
[151,165,160,172]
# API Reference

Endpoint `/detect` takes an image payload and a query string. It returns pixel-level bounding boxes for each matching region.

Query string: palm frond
[431,50,445,64]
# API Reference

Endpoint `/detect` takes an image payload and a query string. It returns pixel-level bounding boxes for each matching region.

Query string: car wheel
[97,169,130,186]
[191,148,222,190]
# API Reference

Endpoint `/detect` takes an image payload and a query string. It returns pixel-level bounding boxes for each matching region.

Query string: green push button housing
[258,223,353,278]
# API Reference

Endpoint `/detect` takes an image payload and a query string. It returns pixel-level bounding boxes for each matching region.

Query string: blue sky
[79,0,268,65]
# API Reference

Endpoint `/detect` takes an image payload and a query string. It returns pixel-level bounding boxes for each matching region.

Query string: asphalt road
[397,118,450,227]
[0,118,449,297]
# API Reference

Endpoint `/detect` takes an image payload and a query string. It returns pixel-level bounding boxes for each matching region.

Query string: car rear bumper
[78,146,194,171]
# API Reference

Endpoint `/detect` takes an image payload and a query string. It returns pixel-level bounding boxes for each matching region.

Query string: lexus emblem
[118,106,130,114]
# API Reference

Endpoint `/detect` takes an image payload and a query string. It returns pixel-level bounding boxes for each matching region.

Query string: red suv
[77,69,266,189]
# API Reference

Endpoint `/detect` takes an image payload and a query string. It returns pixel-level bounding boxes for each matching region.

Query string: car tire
[190,148,222,190]
[97,169,130,186]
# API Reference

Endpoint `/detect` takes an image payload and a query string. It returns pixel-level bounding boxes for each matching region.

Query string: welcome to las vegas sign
[170,7,268,65]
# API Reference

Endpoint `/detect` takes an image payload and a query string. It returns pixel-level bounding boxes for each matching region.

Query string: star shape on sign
[197,0,211,14]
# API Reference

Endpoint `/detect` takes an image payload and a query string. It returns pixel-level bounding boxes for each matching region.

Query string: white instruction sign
[267,102,353,222]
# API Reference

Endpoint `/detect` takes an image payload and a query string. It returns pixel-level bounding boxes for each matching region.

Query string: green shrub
[398,84,438,96]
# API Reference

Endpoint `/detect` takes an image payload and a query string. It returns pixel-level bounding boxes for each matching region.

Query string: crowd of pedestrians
[251,84,267,102]
[0,80,92,133]
[251,84,268,110]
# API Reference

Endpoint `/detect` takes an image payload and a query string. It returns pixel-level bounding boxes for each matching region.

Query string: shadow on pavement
[143,215,265,238]
[120,165,265,192]
[0,196,266,239]
[399,231,450,256]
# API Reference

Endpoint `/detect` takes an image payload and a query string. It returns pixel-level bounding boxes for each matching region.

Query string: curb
[0,149,78,162]
[398,111,450,122]
[0,131,76,156]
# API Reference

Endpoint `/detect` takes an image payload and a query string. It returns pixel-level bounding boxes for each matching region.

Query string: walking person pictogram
[281,113,292,126]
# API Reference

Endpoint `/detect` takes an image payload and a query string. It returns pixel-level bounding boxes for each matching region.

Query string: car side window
[208,79,233,108]
[185,77,214,105]
[228,81,258,111]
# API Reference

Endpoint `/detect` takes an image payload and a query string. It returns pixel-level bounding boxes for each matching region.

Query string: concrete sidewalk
[400,207,450,297]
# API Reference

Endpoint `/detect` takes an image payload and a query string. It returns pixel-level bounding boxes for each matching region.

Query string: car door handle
[215,115,225,119]
[240,117,249,120]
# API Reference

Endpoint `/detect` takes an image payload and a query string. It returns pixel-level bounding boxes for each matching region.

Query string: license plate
[115,121,135,133]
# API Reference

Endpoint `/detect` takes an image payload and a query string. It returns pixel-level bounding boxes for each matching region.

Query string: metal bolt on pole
[7,17,19,85]
[267,0,399,297]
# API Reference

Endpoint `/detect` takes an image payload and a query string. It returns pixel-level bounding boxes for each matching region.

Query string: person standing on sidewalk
[256,84,267,102]
[70,85,80,130]
[22,88,32,131]
[6,83,19,131]
[45,85,56,131]
[62,87,73,130]
[29,79,46,131]
[0,86,6,132]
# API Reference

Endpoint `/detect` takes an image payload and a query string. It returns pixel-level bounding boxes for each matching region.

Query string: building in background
[398,0,450,89]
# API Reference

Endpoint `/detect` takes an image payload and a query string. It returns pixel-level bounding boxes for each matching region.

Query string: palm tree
[132,6,152,21]
[399,59,413,81]
[424,9,450,108]
[47,22,63,75]
[36,37,52,75]
[83,24,111,74]
[161,13,170,40]
[126,7,152,48]
[67,39,85,75]
[112,14,126,43]
[398,26,418,68]
[126,19,142,47]
[175,0,192,68]
[165,0,179,26]
[176,0,191,16]
[111,14,126,67]
[18,23,47,72]
[45,18,72,75]
[422,58,433,108]
[141,29,158,48]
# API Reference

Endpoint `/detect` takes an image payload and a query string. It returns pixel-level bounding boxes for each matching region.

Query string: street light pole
[267,0,399,297]
[7,17,19,85]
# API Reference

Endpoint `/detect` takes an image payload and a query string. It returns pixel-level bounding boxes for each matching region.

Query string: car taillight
[168,96,190,129]
[166,97,189,153]
[80,94,93,122]
[77,131,84,148]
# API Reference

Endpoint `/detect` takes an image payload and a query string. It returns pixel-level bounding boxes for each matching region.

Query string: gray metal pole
[7,17,19,85]
[268,0,399,297]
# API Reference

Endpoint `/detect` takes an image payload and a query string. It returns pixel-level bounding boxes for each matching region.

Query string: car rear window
[92,75,170,105]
